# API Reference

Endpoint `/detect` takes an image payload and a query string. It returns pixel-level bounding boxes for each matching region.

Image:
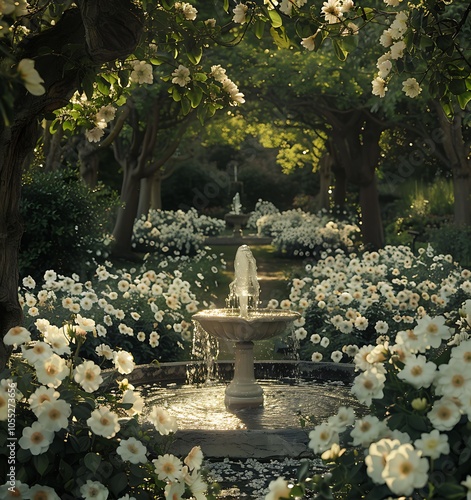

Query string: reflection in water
[141,379,362,431]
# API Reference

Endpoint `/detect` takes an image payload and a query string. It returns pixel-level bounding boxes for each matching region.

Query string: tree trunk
[359,178,384,250]
[0,1,143,370]
[77,137,100,188]
[0,119,40,368]
[112,167,141,257]
[331,111,384,248]
[435,104,471,226]
[317,152,332,210]
[150,172,163,211]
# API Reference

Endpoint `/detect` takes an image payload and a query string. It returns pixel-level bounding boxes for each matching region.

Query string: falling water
[189,321,220,385]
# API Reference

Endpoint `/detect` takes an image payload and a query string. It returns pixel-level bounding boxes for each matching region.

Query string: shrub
[20,170,118,281]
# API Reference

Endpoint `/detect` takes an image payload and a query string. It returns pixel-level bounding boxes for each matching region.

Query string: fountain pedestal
[225,341,263,408]
[224,212,251,238]
[192,309,300,409]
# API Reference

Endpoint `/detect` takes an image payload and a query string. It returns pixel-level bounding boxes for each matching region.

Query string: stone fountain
[224,193,251,237]
[192,245,300,408]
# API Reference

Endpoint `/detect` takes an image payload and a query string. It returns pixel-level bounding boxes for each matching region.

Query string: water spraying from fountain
[192,245,300,408]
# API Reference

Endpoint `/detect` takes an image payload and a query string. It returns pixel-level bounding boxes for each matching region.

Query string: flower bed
[133,208,226,256]
[251,202,360,259]
[285,245,471,364]
[17,250,225,365]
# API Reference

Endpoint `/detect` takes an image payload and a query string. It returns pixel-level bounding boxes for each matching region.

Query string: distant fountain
[192,245,300,408]
[224,193,251,238]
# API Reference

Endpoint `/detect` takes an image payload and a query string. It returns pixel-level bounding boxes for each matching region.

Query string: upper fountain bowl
[192,308,301,342]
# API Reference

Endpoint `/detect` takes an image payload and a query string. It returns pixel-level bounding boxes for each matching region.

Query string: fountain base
[225,341,263,408]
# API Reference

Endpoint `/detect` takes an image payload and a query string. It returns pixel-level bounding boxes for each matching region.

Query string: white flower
[4,326,31,346]
[390,40,406,59]
[148,406,178,435]
[397,354,436,389]
[96,104,116,123]
[321,0,342,24]
[382,443,429,495]
[311,352,323,362]
[28,386,60,415]
[372,77,387,98]
[461,476,471,499]
[153,454,183,481]
[414,315,450,349]
[175,1,197,20]
[0,480,30,498]
[301,33,317,51]
[27,485,60,500]
[19,421,54,455]
[184,445,204,470]
[308,422,339,454]
[350,415,388,447]
[87,406,120,438]
[131,60,153,84]
[96,343,114,360]
[113,350,135,374]
[75,314,95,332]
[85,127,105,143]
[17,58,46,95]
[80,480,109,500]
[427,397,462,431]
[265,477,291,500]
[22,341,53,365]
[327,406,356,433]
[222,78,245,105]
[121,389,145,416]
[232,3,248,24]
[171,64,191,87]
[434,361,471,398]
[36,354,69,388]
[351,367,386,406]
[365,438,401,484]
[331,350,343,362]
[414,429,449,459]
[402,77,422,98]
[74,360,103,393]
[375,320,389,334]
[117,437,148,464]
[37,399,71,431]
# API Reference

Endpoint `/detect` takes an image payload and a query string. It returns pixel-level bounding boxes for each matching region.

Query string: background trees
[0,0,470,370]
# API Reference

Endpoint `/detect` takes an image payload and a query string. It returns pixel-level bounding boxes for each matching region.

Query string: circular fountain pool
[140,378,361,431]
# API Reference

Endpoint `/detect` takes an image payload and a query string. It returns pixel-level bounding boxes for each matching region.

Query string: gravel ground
[204,457,326,499]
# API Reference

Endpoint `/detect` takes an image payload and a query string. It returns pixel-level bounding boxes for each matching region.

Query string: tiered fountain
[192,245,300,408]
[224,193,251,238]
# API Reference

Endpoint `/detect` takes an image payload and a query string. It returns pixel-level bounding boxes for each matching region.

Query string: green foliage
[19,170,118,281]
[428,224,471,268]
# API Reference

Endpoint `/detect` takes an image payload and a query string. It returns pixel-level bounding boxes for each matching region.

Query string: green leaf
[59,459,74,482]
[268,9,283,28]
[193,72,208,82]
[85,452,102,473]
[457,91,471,110]
[33,454,49,476]
[332,38,348,62]
[188,85,203,108]
[223,0,229,12]
[181,96,191,115]
[297,459,310,482]
[270,26,291,49]
[434,483,466,499]
[436,35,454,52]
[109,472,128,496]
[172,87,182,102]
[449,78,467,95]
[187,46,203,65]
[254,18,265,39]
